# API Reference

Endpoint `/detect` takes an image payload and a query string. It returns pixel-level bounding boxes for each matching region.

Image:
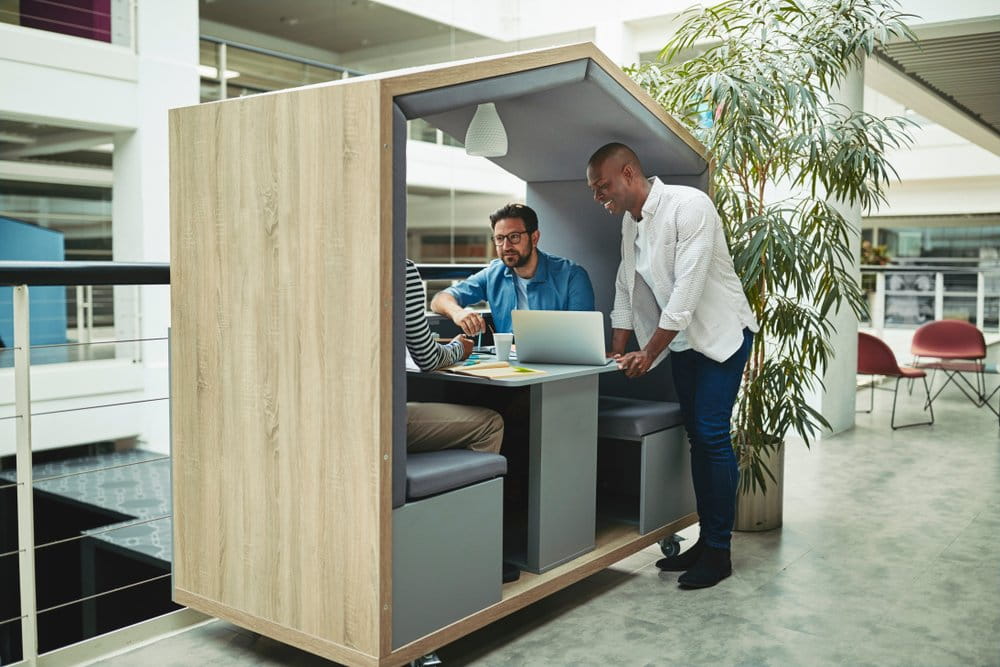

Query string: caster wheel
[659,534,684,558]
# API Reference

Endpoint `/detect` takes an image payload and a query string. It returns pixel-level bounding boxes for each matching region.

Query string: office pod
[169,43,707,666]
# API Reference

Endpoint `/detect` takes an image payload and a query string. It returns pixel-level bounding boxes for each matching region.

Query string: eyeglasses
[491,230,528,245]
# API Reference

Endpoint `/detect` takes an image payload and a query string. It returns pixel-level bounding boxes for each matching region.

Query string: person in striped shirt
[405,259,503,454]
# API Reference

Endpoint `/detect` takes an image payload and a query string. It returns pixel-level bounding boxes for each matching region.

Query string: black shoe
[655,539,704,572]
[502,560,520,583]
[677,546,731,589]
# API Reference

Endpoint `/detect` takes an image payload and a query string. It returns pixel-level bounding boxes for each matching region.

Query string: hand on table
[615,350,654,378]
[453,309,487,337]
[451,334,474,360]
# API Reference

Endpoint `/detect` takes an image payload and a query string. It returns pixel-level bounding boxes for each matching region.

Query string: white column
[112,0,199,453]
[820,64,864,435]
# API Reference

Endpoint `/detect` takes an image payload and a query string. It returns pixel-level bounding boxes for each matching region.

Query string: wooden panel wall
[169,80,388,661]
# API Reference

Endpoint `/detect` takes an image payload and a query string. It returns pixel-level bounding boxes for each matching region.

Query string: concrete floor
[93,379,1000,666]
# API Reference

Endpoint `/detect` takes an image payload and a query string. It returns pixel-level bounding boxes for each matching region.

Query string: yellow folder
[441,361,546,379]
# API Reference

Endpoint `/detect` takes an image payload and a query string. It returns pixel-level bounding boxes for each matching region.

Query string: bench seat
[393,448,506,648]
[597,396,694,535]
[598,396,684,440]
[406,449,507,501]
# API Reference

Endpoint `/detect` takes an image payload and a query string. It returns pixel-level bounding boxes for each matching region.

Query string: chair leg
[946,369,987,407]
[923,367,969,412]
[926,367,937,405]
[857,374,875,413]
[907,357,920,395]
[976,370,1000,420]
[891,376,935,430]
[923,376,935,426]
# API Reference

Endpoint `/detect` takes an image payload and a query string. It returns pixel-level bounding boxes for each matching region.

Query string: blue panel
[0,216,67,348]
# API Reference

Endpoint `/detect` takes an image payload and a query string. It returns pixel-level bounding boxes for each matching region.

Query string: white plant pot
[734,441,785,532]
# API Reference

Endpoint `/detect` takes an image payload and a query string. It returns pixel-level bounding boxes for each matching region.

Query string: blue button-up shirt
[443,249,595,333]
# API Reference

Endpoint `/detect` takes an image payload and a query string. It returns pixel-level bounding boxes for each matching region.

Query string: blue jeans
[670,329,753,549]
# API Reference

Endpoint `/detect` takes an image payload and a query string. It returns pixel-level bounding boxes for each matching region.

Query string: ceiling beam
[0,132,35,145]
[0,131,114,159]
[895,15,1000,43]
[865,54,1000,158]
[0,160,112,188]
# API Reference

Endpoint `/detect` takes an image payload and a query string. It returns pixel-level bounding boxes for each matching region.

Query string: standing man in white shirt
[586,142,758,589]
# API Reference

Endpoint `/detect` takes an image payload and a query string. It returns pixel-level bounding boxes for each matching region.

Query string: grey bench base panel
[638,427,696,534]
[392,477,503,649]
[599,426,696,535]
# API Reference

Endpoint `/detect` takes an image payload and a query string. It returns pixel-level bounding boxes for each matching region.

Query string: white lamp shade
[464,102,508,157]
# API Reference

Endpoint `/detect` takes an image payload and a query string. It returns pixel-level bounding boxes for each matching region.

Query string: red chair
[858,332,934,429]
[910,319,987,409]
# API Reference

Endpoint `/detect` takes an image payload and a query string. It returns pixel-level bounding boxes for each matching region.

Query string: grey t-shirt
[515,274,531,311]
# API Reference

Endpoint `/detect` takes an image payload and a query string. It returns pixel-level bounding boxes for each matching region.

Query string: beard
[502,241,534,268]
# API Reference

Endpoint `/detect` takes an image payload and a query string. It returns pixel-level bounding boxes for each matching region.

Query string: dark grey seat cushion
[406,450,507,501]
[598,396,684,440]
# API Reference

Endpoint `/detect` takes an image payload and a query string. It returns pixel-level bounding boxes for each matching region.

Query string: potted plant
[627,0,915,529]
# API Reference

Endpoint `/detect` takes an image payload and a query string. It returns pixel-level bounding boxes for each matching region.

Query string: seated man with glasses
[430,203,595,335]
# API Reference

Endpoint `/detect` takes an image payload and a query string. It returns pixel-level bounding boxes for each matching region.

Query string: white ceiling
[877,29,1000,140]
[198,0,483,55]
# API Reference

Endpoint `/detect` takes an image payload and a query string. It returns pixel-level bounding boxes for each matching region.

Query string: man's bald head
[586,143,650,220]
[587,143,644,176]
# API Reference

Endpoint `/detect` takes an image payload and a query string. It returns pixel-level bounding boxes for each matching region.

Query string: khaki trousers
[406,402,504,454]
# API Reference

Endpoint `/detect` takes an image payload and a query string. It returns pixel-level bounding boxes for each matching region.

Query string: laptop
[511,310,609,365]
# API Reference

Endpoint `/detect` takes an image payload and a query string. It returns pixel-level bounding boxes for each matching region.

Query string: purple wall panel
[20,0,112,43]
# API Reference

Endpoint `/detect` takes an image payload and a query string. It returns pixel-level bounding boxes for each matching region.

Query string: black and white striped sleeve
[405,260,463,372]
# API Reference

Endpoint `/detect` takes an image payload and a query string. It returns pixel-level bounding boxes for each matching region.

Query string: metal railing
[0,260,206,666]
[199,36,363,101]
[860,263,1000,336]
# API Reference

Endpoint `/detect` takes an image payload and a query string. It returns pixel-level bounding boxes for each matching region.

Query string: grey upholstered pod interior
[395,58,708,184]
[392,56,710,502]
[393,103,408,509]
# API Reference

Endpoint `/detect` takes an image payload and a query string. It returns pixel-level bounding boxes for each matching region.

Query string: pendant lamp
[464,103,508,157]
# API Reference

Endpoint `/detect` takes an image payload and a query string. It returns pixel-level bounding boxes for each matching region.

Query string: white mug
[493,333,514,362]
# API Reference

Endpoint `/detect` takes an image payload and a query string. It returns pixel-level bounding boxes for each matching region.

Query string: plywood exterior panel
[170,80,388,658]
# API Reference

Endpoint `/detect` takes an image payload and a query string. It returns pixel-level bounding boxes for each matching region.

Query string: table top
[409,353,621,387]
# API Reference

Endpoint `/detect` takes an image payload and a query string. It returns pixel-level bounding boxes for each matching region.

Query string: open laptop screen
[511,310,607,365]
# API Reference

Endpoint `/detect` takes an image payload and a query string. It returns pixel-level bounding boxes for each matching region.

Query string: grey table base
[524,374,598,573]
